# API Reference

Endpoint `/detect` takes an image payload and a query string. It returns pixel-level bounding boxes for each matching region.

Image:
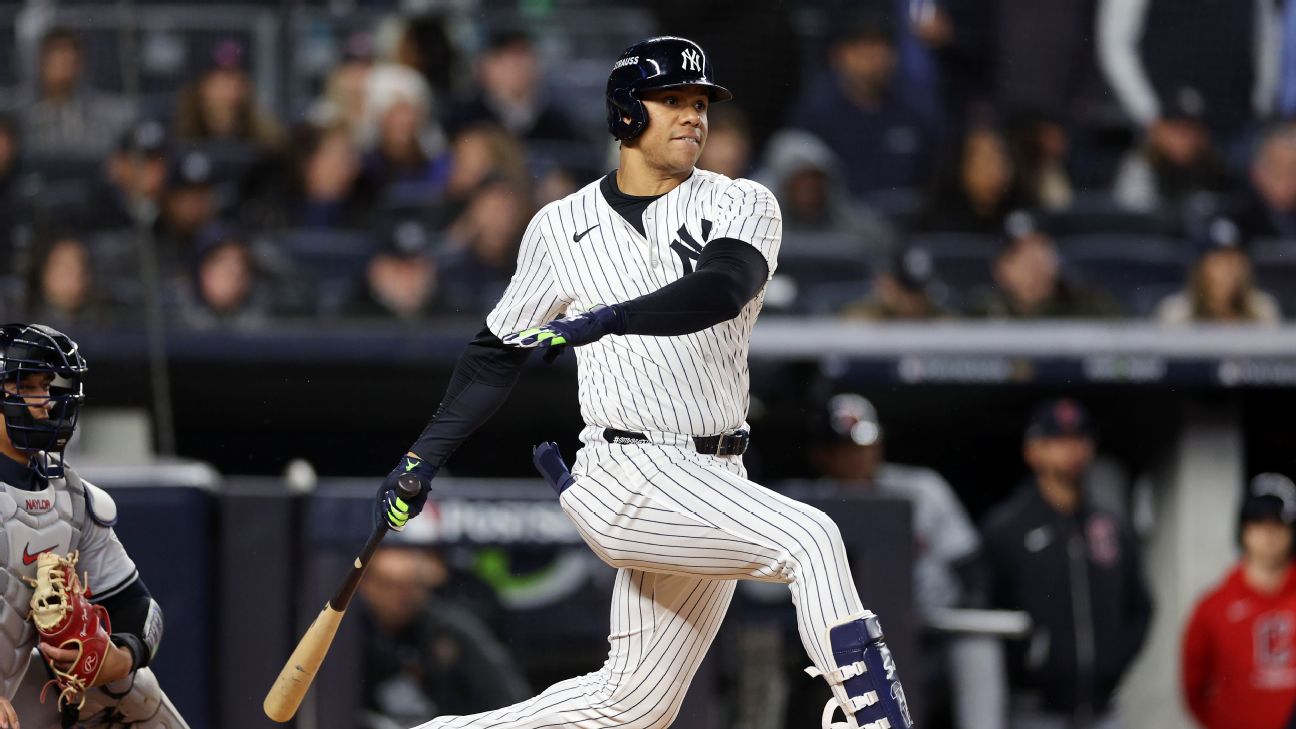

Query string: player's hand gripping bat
[263,474,422,722]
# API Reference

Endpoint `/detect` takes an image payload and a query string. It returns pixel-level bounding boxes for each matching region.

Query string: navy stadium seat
[1251,238,1296,317]
[1044,192,1172,236]
[907,232,999,307]
[798,280,873,315]
[1055,234,1192,313]
[20,152,102,183]
[275,228,380,315]
[768,232,872,313]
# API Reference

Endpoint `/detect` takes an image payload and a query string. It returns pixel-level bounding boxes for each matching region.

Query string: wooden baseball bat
[263,474,423,723]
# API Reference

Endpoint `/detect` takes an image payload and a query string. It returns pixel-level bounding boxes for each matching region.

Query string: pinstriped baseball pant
[412,440,865,729]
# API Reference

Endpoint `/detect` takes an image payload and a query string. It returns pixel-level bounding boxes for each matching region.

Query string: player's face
[3,372,54,421]
[1242,519,1293,567]
[817,443,882,483]
[1024,435,1092,485]
[633,87,710,174]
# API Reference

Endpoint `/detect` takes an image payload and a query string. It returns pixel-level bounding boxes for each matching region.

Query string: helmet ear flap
[607,88,647,140]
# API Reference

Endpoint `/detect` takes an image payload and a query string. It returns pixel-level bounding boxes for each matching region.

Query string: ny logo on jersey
[669,219,713,274]
[681,48,702,73]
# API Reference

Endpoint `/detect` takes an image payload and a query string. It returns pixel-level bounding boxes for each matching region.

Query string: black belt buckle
[712,429,750,457]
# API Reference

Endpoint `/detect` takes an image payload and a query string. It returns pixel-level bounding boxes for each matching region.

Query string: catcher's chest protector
[0,475,87,699]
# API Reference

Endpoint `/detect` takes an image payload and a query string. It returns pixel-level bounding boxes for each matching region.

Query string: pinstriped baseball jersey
[412,34,913,729]
[485,170,781,438]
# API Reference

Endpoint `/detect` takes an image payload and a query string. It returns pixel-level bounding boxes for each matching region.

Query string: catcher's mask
[0,324,86,461]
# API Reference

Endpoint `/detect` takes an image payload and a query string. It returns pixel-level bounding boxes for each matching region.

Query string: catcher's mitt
[27,551,112,710]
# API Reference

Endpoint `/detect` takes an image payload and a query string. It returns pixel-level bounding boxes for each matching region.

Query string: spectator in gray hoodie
[757,128,898,262]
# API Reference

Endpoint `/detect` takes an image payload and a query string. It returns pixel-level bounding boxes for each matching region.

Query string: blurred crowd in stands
[1,0,1295,330]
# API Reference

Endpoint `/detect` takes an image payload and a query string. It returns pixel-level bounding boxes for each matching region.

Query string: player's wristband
[110,633,148,671]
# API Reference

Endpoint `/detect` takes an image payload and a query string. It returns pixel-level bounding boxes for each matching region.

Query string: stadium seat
[19,152,102,183]
[798,280,873,316]
[776,232,872,283]
[275,228,380,315]
[906,232,1000,307]
[1250,238,1296,317]
[379,181,441,216]
[1055,234,1192,313]
[526,140,599,178]
[767,232,872,313]
[1044,192,1172,236]
[1127,282,1184,318]
[174,140,261,183]
[855,187,923,228]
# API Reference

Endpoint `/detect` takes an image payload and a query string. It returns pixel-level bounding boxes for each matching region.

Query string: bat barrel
[263,604,346,722]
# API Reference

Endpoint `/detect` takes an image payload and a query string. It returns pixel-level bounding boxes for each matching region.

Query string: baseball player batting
[376,36,913,729]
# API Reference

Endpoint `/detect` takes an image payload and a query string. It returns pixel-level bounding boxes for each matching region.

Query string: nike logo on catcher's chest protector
[22,544,57,565]
[5,520,73,578]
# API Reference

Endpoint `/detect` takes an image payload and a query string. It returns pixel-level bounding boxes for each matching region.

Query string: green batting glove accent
[548,335,567,346]
[388,497,410,528]
[403,457,422,473]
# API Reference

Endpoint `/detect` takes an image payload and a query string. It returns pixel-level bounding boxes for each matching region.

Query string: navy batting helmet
[605,36,733,141]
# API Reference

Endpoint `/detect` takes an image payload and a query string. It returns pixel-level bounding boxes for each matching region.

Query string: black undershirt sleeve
[616,238,769,336]
[94,577,156,670]
[408,326,532,466]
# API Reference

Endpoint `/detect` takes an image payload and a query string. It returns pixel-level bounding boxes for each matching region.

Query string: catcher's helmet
[606,36,733,141]
[0,323,86,454]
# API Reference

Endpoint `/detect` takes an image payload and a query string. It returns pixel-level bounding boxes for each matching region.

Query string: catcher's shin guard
[78,667,191,729]
[806,611,914,729]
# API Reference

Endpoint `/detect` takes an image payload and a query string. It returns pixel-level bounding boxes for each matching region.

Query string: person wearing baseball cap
[981,397,1153,727]
[810,393,995,729]
[84,119,172,231]
[1183,473,1296,729]
[971,211,1123,319]
[841,244,953,320]
[1154,214,1281,325]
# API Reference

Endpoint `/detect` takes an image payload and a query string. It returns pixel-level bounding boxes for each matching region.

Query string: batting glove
[375,454,438,531]
[503,304,626,362]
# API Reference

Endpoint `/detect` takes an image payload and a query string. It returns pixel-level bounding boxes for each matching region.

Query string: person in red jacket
[1183,472,1296,729]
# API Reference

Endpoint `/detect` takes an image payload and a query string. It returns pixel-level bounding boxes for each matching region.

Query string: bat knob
[396,474,423,500]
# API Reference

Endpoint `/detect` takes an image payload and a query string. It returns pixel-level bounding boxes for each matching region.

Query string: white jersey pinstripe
[423,170,880,729]
[486,170,781,439]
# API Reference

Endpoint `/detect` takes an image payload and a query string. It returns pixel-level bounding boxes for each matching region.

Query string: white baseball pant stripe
[411,441,864,729]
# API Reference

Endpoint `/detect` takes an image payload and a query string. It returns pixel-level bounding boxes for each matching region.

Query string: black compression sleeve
[95,577,157,670]
[617,238,769,336]
[408,326,532,466]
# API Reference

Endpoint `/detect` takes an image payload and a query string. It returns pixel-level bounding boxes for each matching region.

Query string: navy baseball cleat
[807,610,914,729]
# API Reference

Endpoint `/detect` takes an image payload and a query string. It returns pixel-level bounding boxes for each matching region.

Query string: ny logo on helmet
[681,48,702,73]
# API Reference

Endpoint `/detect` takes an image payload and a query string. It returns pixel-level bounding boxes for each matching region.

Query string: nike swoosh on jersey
[573,224,600,242]
[22,544,57,565]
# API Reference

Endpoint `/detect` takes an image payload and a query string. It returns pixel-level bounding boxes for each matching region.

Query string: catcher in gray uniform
[0,324,186,729]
